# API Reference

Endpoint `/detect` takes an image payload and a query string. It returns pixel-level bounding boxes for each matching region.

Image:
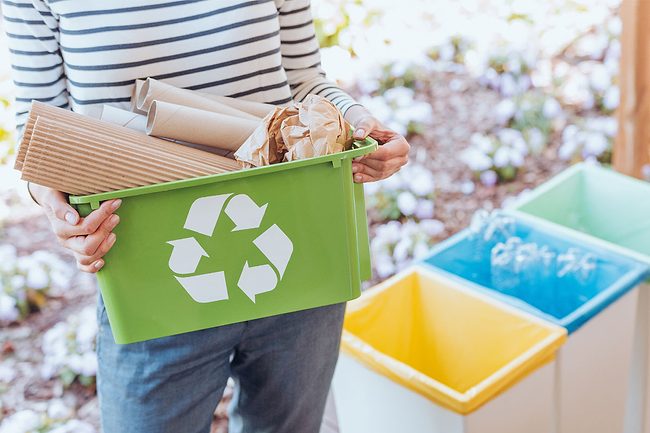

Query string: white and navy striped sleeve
[2,0,70,138]
[277,0,360,115]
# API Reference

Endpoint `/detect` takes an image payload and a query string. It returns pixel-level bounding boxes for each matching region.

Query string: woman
[3,1,409,432]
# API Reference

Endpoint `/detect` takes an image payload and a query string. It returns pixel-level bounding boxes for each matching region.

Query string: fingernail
[65,212,78,225]
[111,199,122,210]
[352,165,359,173]
[355,129,365,138]
[94,260,104,270]
[110,214,120,226]
[354,174,363,182]
[107,233,116,246]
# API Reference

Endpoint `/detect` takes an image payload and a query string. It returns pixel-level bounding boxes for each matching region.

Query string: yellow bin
[331,267,567,433]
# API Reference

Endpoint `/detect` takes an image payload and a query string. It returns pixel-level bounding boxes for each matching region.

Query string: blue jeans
[96,294,345,433]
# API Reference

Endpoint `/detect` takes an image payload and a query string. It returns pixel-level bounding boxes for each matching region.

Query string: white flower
[480,170,498,186]
[589,63,611,93]
[460,180,475,195]
[414,200,435,220]
[460,147,492,172]
[492,146,510,168]
[542,98,562,119]
[0,294,19,324]
[603,86,620,111]
[48,399,73,420]
[405,166,435,196]
[396,191,418,216]
[49,420,96,433]
[0,363,16,383]
[471,133,494,154]
[26,266,50,290]
[495,99,516,125]
[527,128,545,153]
[419,219,445,237]
[0,410,41,433]
[559,139,578,160]
[582,132,609,158]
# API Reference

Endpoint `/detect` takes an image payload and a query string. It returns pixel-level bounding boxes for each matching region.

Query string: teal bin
[511,163,650,264]
[70,139,377,344]
[510,162,650,433]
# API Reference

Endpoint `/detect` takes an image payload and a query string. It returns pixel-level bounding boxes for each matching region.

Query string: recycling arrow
[184,193,231,236]
[175,272,228,303]
[167,192,293,304]
[167,237,209,274]
[237,262,278,303]
[253,224,293,278]
[225,194,267,231]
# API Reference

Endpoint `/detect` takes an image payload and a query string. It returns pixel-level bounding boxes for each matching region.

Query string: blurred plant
[558,117,616,163]
[358,87,432,136]
[478,50,537,96]
[428,35,473,66]
[41,306,98,387]
[0,96,15,164]
[371,219,445,279]
[364,163,436,223]
[0,245,74,324]
[554,15,621,114]
[0,404,95,433]
[460,131,529,185]
[494,92,564,153]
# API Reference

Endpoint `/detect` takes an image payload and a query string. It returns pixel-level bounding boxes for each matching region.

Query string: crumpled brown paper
[234,94,353,168]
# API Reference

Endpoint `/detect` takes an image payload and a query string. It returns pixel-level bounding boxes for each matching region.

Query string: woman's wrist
[344,104,372,128]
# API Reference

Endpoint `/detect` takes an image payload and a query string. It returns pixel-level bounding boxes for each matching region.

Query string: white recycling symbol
[166,193,293,303]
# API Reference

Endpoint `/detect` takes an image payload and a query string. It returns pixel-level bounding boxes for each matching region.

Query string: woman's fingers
[63,213,120,256]
[77,259,105,274]
[52,199,121,239]
[75,232,117,270]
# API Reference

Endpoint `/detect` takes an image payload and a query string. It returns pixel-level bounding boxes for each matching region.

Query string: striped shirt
[1,0,359,137]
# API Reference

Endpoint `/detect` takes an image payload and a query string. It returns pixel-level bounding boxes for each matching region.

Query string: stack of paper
[16,102,240,195]
[16,78,354,196]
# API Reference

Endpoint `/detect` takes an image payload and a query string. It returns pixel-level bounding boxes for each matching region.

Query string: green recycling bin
[510,162,650,433]
[70,139,377,344]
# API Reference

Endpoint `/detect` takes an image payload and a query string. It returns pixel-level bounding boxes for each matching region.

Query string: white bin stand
[555,287,639,433]
[332,354,557,433]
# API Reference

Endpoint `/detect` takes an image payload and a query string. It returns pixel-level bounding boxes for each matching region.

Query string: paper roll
[100,105,147,132]
[137,78,261,120]
[196,91,276,118]
[130,79,147,115]
[146,100,260,152]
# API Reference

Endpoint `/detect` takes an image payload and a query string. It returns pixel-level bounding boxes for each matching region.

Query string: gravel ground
[0,68,571,431]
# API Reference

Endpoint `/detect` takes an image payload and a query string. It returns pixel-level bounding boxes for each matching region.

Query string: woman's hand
[345,105,410,183]
[30,184,121,273]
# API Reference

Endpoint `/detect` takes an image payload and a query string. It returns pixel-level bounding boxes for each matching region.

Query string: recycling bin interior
[69,138,377,344]
[508,162,650,433]
[332,266,567,433]
[422,217,649,433]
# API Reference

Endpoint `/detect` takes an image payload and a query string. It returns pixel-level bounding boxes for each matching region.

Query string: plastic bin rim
[69,137,378,207]
[420,222,650,332]
[341,266,567,414]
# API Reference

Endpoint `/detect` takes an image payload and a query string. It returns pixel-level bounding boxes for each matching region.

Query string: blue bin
[421,218,648,333]
[422,216,649,433]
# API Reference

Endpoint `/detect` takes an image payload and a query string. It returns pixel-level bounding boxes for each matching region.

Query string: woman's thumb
[353,118,375,140]
[46,192,79,225]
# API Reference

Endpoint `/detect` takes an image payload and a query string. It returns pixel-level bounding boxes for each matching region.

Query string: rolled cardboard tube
[146,100,260,152]
[101,105,147,132]
[130,79,147,115]
[195,91,275,118]
[137,78,260,120]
